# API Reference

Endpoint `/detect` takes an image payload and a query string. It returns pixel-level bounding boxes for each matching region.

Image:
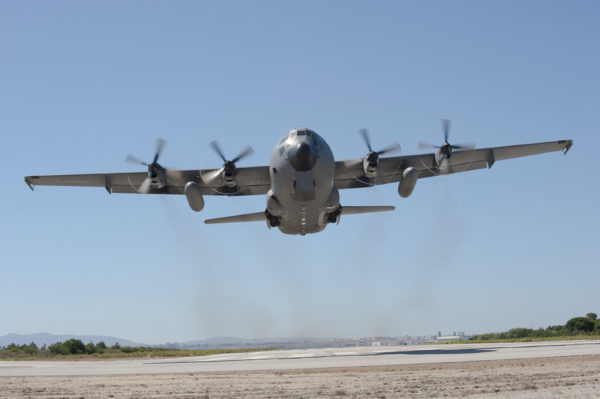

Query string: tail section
[204,212,265,224]
[204,205,395,226]
[341,205,395,215]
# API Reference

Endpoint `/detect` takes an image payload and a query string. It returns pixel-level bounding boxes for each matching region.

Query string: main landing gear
[327,206,342,224]
[265,209,280,228]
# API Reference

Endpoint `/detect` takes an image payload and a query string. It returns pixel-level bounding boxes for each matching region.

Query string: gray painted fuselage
[267,129,339,235]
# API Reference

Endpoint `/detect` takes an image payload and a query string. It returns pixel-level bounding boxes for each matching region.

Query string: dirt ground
[1,355,599,398]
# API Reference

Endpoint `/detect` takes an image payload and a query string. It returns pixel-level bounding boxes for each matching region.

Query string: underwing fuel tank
[397,167,418,198]
[185,181,205,212]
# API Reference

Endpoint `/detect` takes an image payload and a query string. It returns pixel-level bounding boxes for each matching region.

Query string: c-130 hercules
[25,120,572,235]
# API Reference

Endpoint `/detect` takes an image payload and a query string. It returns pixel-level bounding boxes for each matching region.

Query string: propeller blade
[209,141,227,162]
[359,128,372,152]
[165,168,183,184]
[231,145,255,163]
[343,158,363,168]
[377,142,401,155]
[442,119,450,142]
[201,168,223,186]
[139,177,152,194]
[153,138,166,164]
[125,154,148,166]
[451,142,476,150]
[417,141,439,150]
[439,160,451,175]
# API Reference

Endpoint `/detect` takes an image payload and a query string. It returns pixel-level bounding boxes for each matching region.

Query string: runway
[1,340,599,377]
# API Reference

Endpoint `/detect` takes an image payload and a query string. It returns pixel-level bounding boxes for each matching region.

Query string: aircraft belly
[278,208,326,235]
[269,168,334,235]
[273,174,329,235]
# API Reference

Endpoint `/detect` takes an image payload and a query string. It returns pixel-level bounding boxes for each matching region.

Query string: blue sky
[1,1,598,344]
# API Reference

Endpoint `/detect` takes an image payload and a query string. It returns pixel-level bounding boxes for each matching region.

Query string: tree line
[472,313,599,340]
[0,340,272,359]
[0,339,151,357]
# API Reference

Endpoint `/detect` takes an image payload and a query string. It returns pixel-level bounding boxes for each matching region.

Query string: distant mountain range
[0,333,145,348]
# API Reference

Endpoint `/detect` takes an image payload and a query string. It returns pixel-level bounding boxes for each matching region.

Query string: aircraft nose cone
[288,142,318,171]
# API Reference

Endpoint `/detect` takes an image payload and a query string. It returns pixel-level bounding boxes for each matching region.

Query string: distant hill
[0,333,145,348]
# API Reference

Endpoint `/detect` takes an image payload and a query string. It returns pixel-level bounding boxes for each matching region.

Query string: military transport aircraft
[25,120,572,235]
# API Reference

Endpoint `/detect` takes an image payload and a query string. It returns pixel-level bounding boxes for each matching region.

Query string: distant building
[436,335,471,342]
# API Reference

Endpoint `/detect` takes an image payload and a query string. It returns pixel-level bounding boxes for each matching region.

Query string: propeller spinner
[125,139,168,194]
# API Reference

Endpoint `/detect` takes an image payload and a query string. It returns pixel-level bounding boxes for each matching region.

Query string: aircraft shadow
[366,348,496,356]
[146,347,497,365]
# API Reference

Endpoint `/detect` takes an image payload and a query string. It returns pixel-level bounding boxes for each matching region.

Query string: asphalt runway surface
[1,340,599,377]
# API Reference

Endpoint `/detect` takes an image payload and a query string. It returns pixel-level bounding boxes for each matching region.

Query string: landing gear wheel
[265,209,280,228]
[327,206,342,224]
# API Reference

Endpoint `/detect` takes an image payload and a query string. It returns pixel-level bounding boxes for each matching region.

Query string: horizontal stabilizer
[205,211,265,224]
[342,205,395,215]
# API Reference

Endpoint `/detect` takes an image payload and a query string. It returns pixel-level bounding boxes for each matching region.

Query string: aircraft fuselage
[267,128,340,235]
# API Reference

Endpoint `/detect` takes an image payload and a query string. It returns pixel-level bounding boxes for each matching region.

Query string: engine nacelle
[398,167,418,198]
[185,181,205,212]
[363,157,378,178]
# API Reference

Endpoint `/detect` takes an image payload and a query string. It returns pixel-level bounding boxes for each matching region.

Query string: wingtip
[563,139,573,155]
[24,176,34,191]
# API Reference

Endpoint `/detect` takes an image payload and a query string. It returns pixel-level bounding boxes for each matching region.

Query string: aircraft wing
[24,166,271,196]
[334,140,573,189]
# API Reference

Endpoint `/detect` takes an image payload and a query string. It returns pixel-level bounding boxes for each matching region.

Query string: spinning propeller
[125,139,182,193]
[125,139,168,193]
[360,128,402,166]
[345,128,401,182]
[417,119,476,174]
[417,119,475,154]
[201,141,255,189]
